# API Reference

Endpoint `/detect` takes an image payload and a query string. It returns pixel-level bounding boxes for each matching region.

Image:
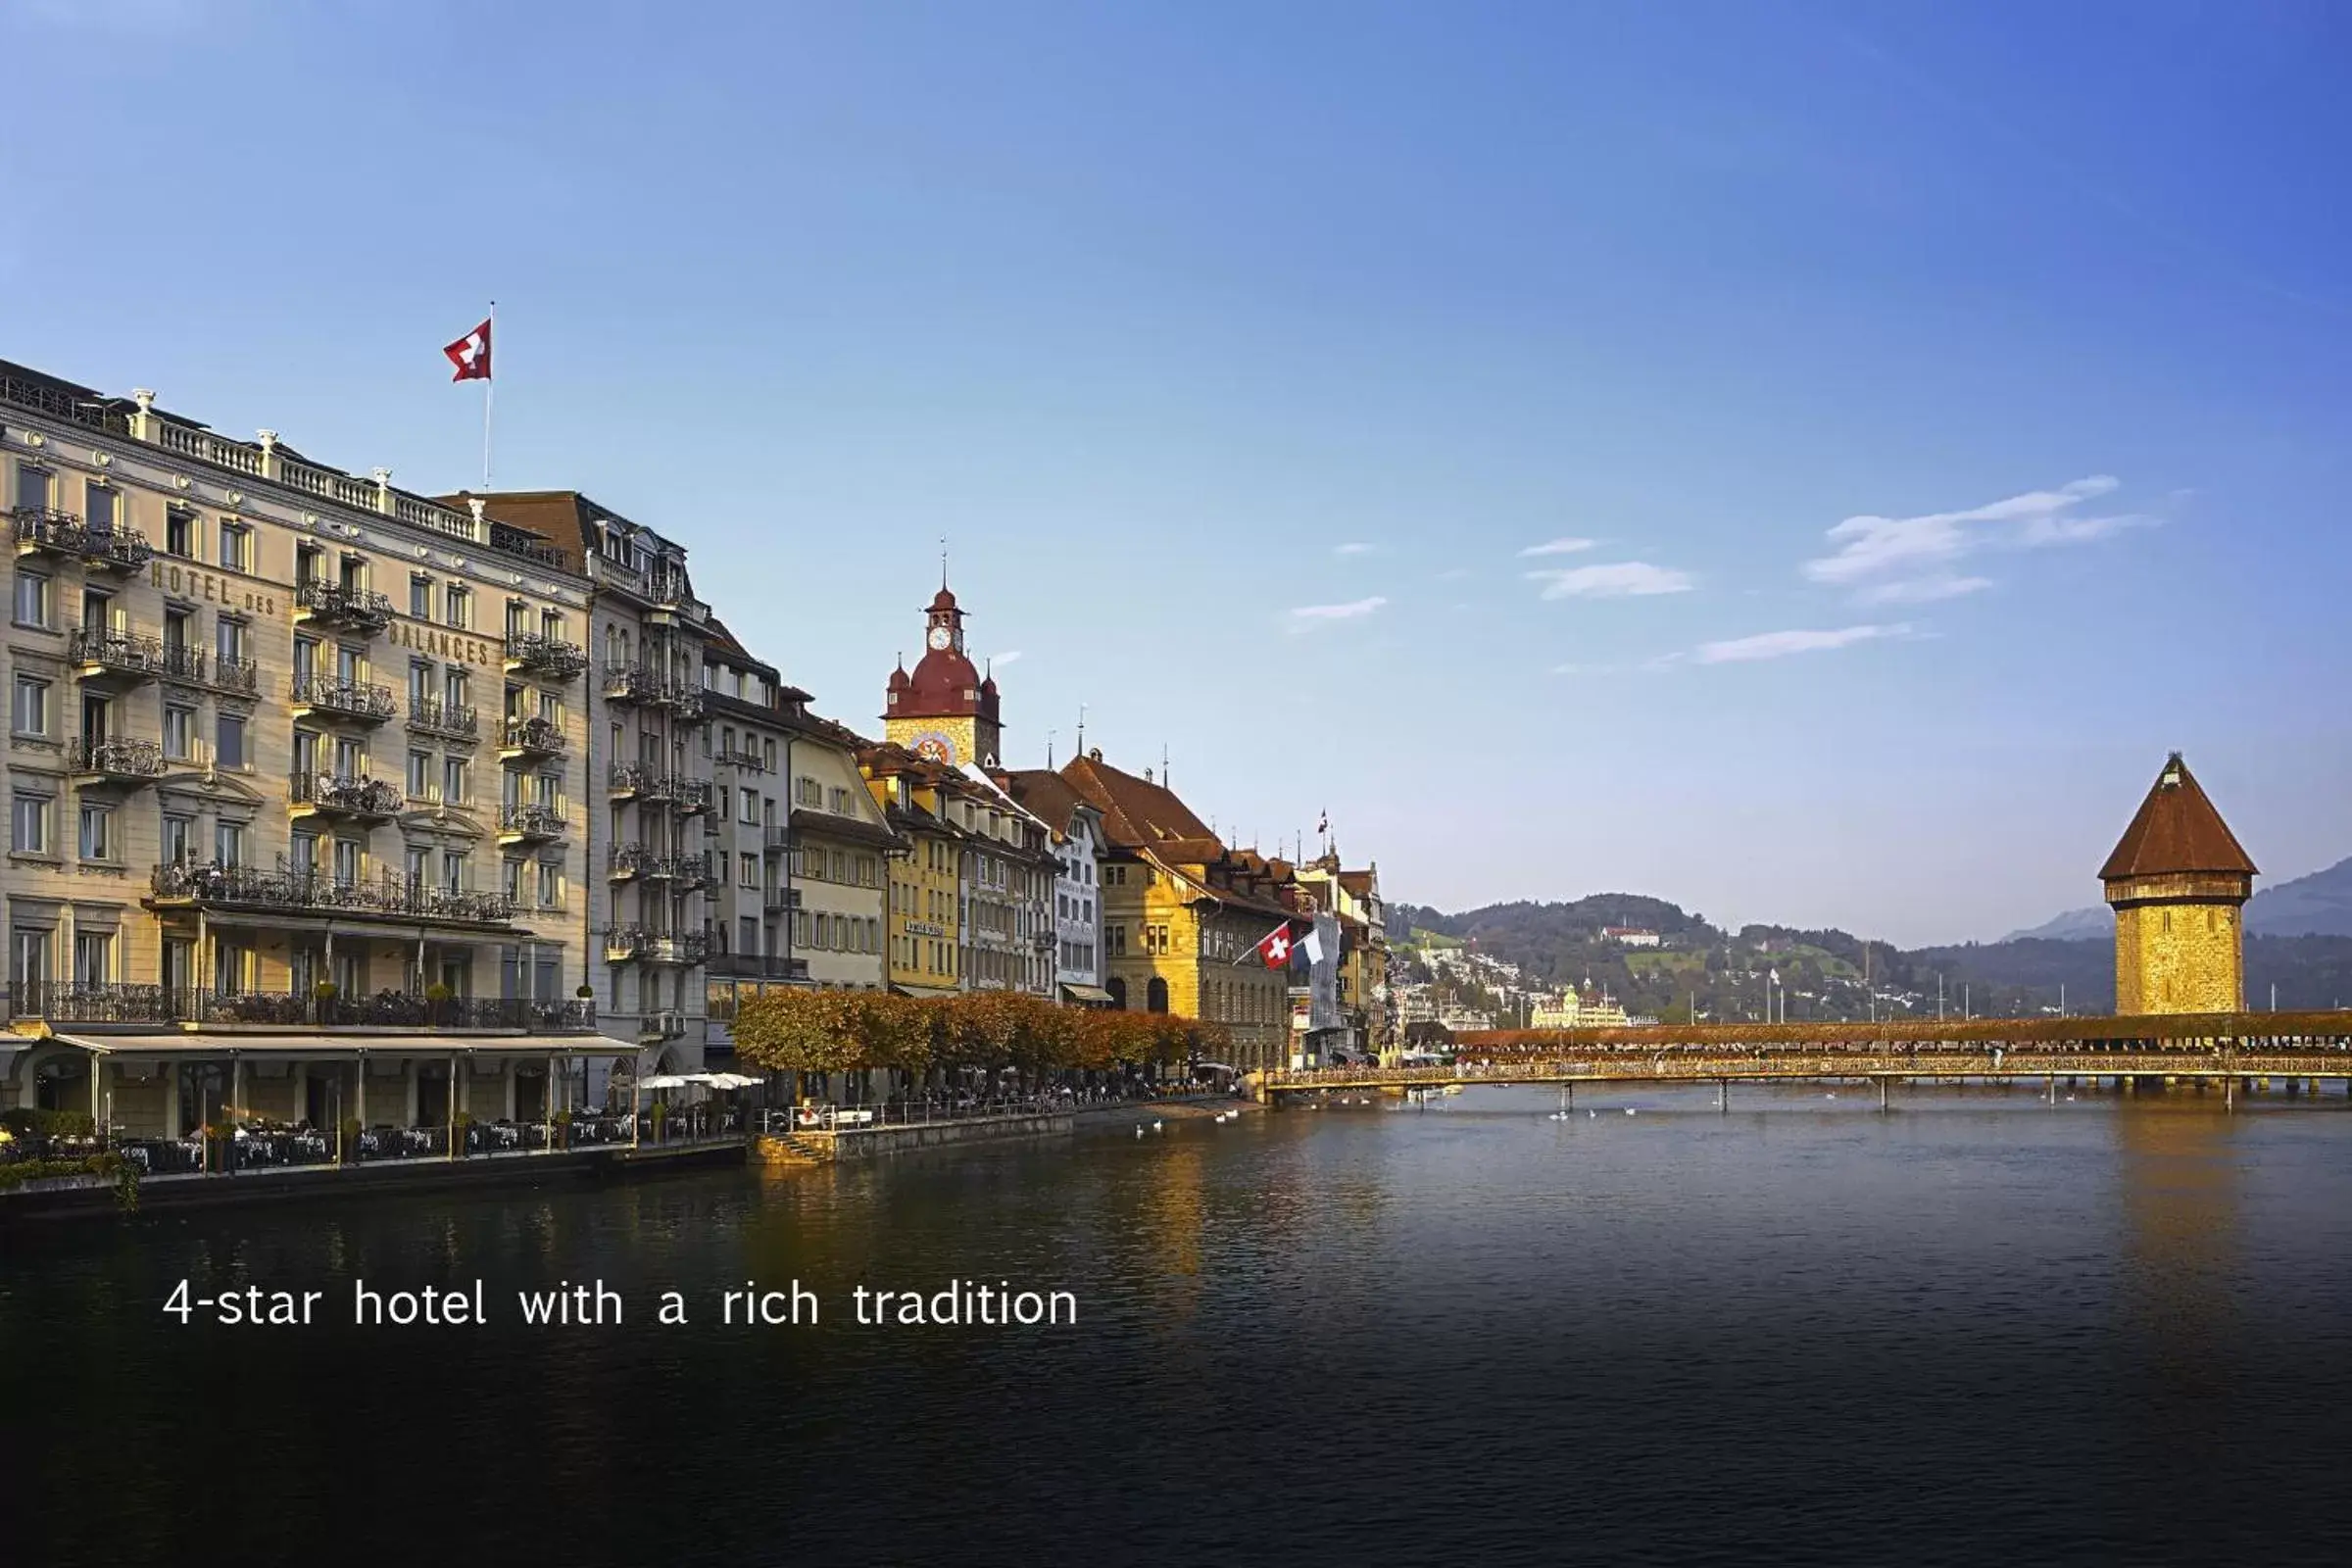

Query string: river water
[11,1083,2352,1566]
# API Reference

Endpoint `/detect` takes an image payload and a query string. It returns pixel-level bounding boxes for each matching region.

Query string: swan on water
[1152,1120,1165,1133]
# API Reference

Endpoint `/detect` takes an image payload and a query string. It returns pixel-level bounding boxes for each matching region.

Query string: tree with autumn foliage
[731,988,1226,1083]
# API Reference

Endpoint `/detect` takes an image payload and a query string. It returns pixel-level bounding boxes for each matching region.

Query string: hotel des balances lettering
[0,358,620,1136]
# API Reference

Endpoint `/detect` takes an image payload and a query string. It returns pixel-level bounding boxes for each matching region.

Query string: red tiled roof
[1058,753,1220,854]
[2099,753,2258,882]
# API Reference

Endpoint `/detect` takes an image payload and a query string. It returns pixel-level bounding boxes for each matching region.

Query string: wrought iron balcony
[713,747,765,772]
[149,862,520,926]
[13,507,154,572]
[504,633,587,681]
[676,778,713,815]
[673,853,711,891]
[762,823,791,854]
[294,578,396,635]
[608,762,681,804]
[498,714,567,759]
[602,662,662,704]
[407,697,480,740]
[69,627,165,685]
[290,771,405,822]
[290,673,398,724]
[496,802,567,843]
[601,925,710,965]
[609,844,659,881]
[69,734,167,783]
[663,685,706,721]
[7,979,592,1032]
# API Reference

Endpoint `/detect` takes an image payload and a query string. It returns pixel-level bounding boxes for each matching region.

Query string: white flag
[1299,925,1325,965]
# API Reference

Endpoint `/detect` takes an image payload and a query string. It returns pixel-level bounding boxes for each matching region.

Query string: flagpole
[481,299,496,489]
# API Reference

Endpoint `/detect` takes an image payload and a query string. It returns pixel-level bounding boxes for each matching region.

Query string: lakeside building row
[0,355,1390,1129]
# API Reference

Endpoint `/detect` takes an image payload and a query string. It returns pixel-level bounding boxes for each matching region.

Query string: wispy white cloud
[990,651,1023,667]
[1527,562,1694,600]
[1519,536,1599,558]
[1805,475,2152,603]
[1286,596,1388,632]
[1853,573,1992,606]
[1436,566,1473,581]
[1333,541,1377,557]
[1693,623,1910,664]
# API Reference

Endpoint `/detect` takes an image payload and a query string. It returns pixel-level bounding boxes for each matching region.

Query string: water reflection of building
[2114,1102,2238,1419]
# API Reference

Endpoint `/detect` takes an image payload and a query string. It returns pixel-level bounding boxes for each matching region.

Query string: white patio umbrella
[702,1072,763,1091]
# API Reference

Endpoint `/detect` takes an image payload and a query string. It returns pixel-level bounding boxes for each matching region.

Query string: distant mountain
[1396,892,2352,1020]
[2249,856,2352,938]
[2000,855,2352,944]
[2002,906,2111,943]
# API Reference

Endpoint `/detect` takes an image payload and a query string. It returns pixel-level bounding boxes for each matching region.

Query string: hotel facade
[0,359,613,1134]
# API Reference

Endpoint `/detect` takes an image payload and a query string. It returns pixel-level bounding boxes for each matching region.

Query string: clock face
[911,731,956,764]
[927,625,952,651]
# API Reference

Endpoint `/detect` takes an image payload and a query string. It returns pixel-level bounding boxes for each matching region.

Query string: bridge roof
[1454,1010,2352,1049]
[2099,753,2256,882]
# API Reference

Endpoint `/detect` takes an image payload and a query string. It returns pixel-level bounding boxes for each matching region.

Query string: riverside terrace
[1259,1012,2352,1106]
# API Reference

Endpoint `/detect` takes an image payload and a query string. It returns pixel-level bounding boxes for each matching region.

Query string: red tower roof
[2099,753,2258,883]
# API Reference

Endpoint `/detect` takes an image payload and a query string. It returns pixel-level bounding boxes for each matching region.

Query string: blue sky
[4,0,2346,945]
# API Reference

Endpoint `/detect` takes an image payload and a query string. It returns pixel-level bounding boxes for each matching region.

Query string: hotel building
[0,358,610,1132]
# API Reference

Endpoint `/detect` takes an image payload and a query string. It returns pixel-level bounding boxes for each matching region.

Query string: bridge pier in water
[1879,1078,1890,1112]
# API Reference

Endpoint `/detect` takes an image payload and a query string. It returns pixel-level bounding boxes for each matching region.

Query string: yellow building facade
[861,745,962,998]
[2099,753,2256,1015]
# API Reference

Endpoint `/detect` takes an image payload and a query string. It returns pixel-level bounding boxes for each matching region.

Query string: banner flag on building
[444,303,497,488]
[444,317,494,381]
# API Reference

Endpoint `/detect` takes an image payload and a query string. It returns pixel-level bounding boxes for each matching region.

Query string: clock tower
[883,582,1003,767]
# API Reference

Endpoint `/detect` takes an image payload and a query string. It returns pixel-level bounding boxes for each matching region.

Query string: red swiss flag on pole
[1250,922,1296,970]
[444,318,493,381]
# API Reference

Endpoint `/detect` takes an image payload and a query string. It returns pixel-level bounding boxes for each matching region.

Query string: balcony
[158,642,259,696]
[713,748,765,773]
[505,633,587,682]
[290,673,398,726]
[69,627,165,688]
[609,844,661,882]
[608,763,683,805]
[13,507,153,573]
[663,685,706,722]
[673,853,711,891]
[496,803,567,845]
[761,823,791,855]
[148,863,519,927]
[498,714,567,760]
[602,926,710,966]
[294,578,395,636]
[8,979,593,1032]
[602,662,661,705]
[69,735,167,786]
[290,771,405,825]
[763,884,800,911]
[707,953,809,982]
[407,696,480,741]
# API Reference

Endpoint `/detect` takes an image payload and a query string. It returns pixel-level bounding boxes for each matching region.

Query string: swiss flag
[444,318,493,381]
[1251,923,1296,970]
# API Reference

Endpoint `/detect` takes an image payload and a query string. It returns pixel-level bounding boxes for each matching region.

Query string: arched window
[1105,976,1128,1010]
[1147,976,1169,1014]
